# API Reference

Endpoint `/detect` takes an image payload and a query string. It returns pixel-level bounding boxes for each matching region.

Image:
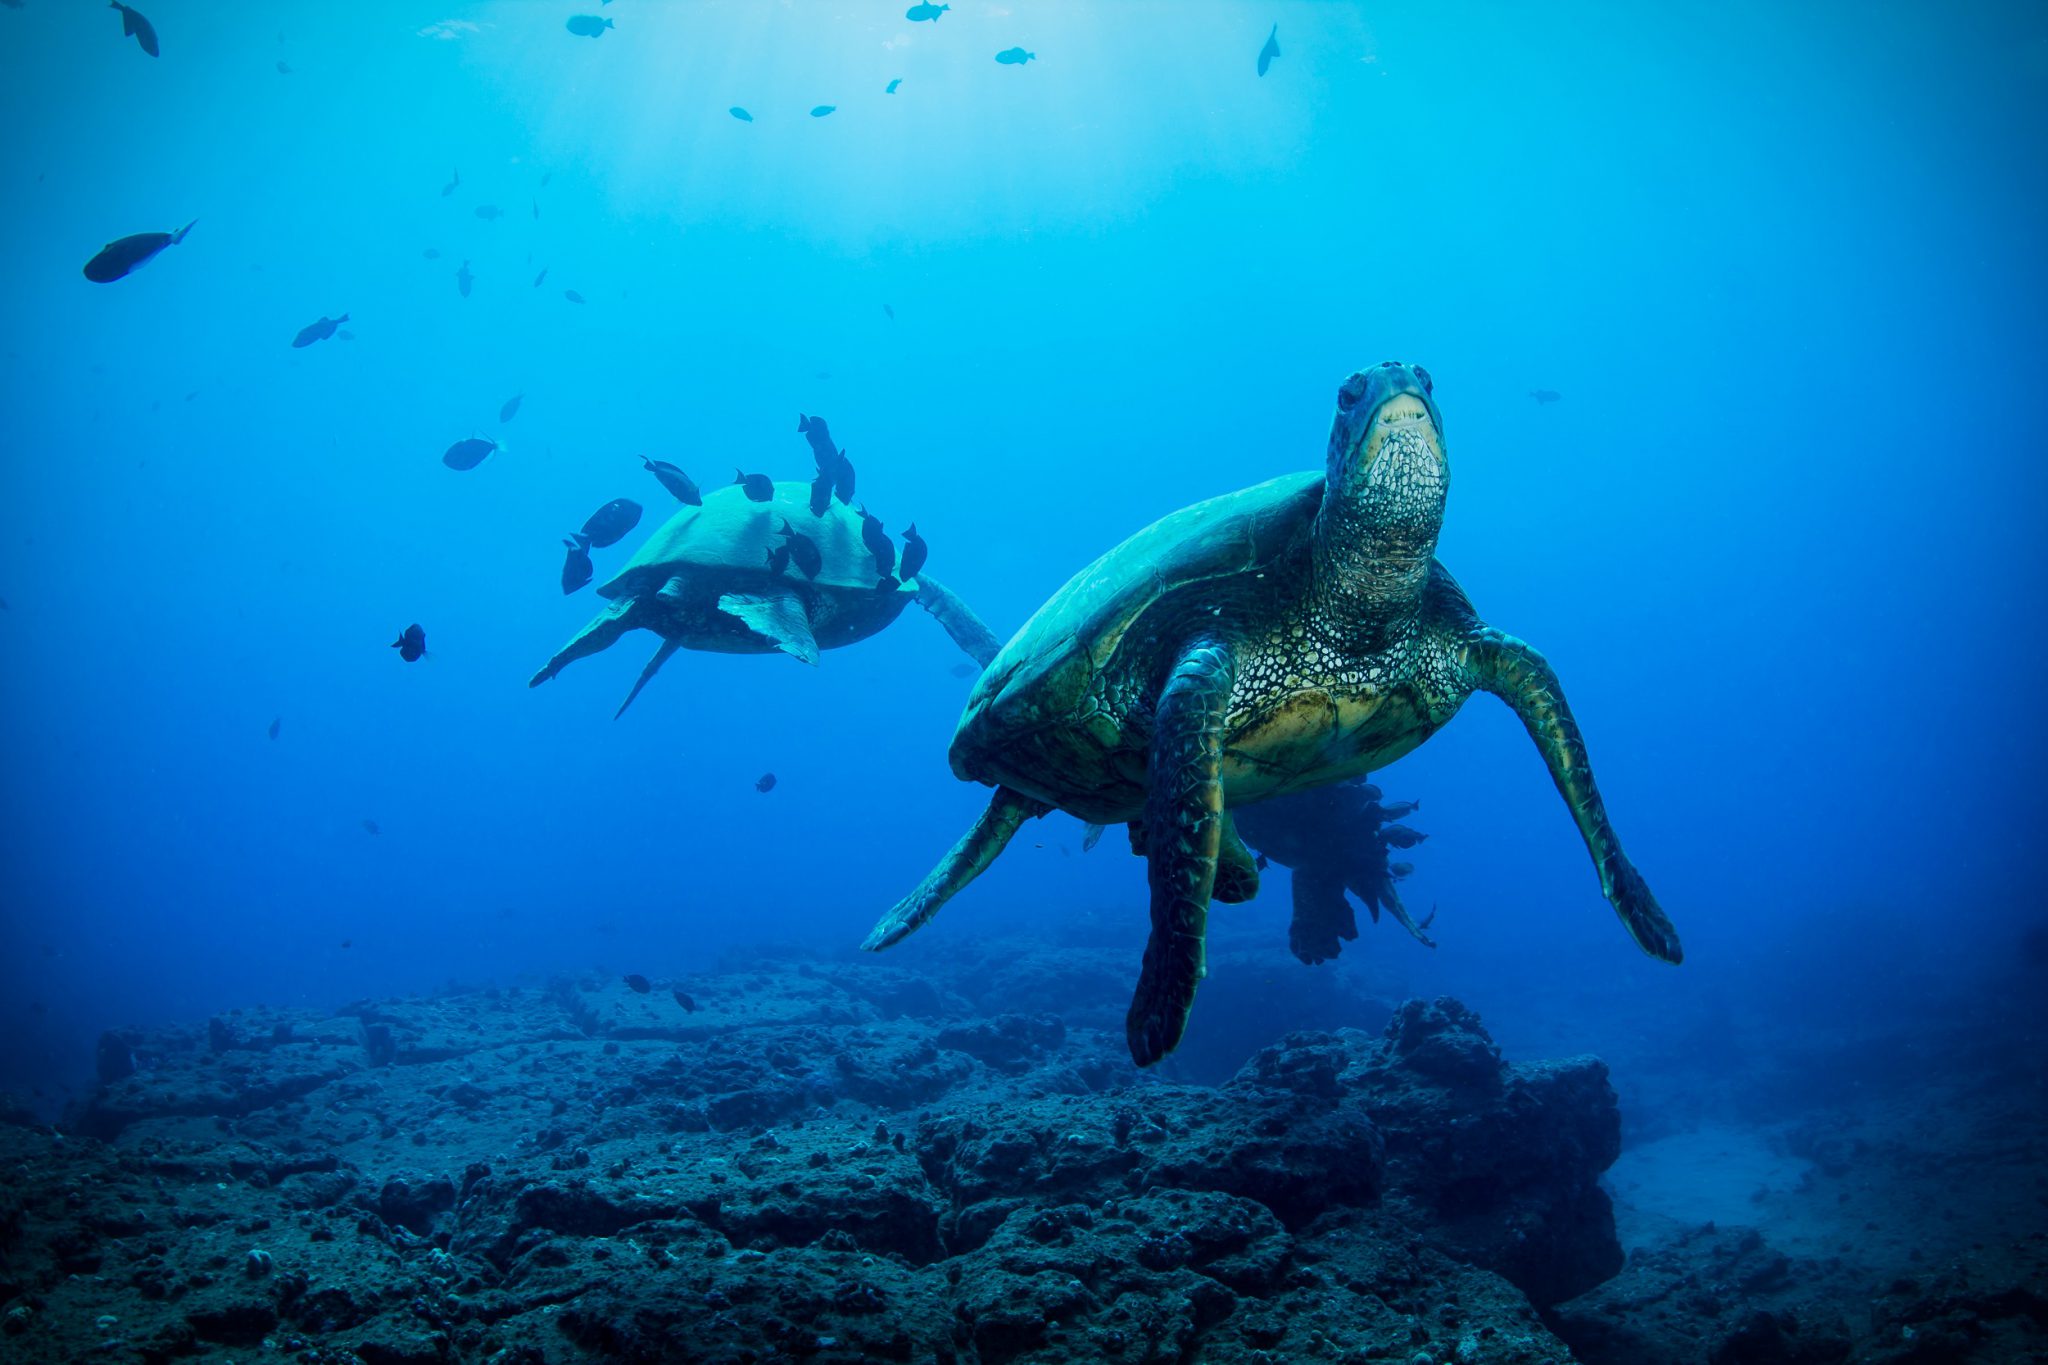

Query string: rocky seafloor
[2,939,2042,1365]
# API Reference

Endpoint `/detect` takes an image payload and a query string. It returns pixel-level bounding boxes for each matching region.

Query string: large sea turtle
[864,360,1681,1065]
[529,480,999,715]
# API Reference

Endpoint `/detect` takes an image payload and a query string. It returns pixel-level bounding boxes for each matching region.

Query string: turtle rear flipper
[614,638,682,720]
[1289,864,1354,965]
[1212,814,1260,904]
[718,590,819,664]
[863,786,1042,950]
[1128,640,1236,1067]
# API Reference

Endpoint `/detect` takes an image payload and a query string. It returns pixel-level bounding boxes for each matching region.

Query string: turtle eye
[1337,376,1368,412]
[1413,365,1434,395]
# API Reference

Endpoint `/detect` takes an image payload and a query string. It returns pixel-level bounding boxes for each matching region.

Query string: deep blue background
[2,1,2043,1108]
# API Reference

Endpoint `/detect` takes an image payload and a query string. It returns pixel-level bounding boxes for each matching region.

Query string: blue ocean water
[1,0,2043,1141]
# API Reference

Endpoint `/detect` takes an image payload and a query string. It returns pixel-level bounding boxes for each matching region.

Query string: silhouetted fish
[276,60,291,75]
[883,302,895,319]
[810,105,835,118]
[566,14,614,37]
[442,437,496,470]
[83,220,194,283]
[581,498,642,548]
[500,393,523,422]
[899,522,928,579]
[268,716,281,740]
[730,106,752,122]
[886,79,902,94]
[533,267,548,287]
[361,819,380,836]
[1257,23,1279,76]
[291,314,347,348]
[766,544,791,575]
[441,169,460,197]
[390,623,426,662]
[456,261,473,297]
[808,470,833,516]
[797,413,840,472]
[1380,823,1428,849]
[995,47,1034,65]
[1529,389,1562,404]
[857,505,895,577]
[672,990,696,1012]
[110,2,158,57]
[834,455,855,503]
[642,457,701,504]
[950,661,977,678]
[563,289,586,304]
[561,533,593,593]
[623,973,651,993]
[423,248,441,259]
[532,198,540,220]
[755,773,777,793]
[734,470,774,502]
[906,1,948,20]
[474,204,502,220]
[777,519,822,579]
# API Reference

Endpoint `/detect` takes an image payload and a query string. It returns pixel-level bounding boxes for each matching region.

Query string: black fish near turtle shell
[390,623,426,662]
[857,506,895,577]
[808,471,833,516]
[777,519,822,579]
[642,458,701,505]
[734,471,774,502]
[110,1,158,56]
[580,498,642,548]
[561,534,593,593]
[899,523,928,580]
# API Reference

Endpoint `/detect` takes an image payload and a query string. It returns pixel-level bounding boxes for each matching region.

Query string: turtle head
[1316,361,1448,611]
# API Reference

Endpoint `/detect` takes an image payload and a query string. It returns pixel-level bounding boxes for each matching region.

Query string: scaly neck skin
[1310,428,1447,651]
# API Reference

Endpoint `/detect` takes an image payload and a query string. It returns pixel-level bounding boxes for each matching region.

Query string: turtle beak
[1360,392,1444,471]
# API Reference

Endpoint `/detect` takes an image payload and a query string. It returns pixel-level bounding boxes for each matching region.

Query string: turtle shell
[602,481,910,600]
[951,471,1323,804]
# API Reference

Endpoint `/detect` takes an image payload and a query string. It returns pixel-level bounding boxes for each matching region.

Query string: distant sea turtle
[865,361,1681,1065]
[530,481,998,716]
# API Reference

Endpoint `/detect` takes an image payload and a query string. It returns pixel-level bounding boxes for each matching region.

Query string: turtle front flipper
[530,596,638,687]
[1289,863,1355,965]
[1128,639,1237,1067]
[1461,626,1682,963]
[863,785,1043,951]
[912,573,1003,668]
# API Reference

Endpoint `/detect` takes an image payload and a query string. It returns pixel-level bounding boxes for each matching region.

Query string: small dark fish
[857,505,895,577]
[442,437,497,470]
[563,289,586,304]
[533,266,549,287]
[777,519,822,579]
[730,106,753,122]
[1390,861,1415,879]
[390,623,426,662]
[672,990,696,1013]
[883,302,895,319]
[441,169,460,197]
[361,819,380,836]
[796,413,840,472]
[110,2,158,57]
[949,661,977,678]
[340,939,352,950]
[755,773,777,793]
[276,60,291,75]
[885,79,902,94]
[82,219,195,283]
[810,105,835,118]
[906,2,948,20]
[643,458,702,504]
[834,455,855,503]
[995,47,1034,65]
[267,716,281,740]
[581,498,643,548]
[1257,23,1279,77]
[899,523,928,580]
[474,204,502,221]
[456,261,473,297]
[423,247,441,259]
[566,14,614,37]
[561,534,593,594]
[500,393,523,423]
[735,470,774,502]
[808,470,833,517]
[1529,389,1562,404]
[1379,799,1420,819]
[766,544,791,574]
[532,198,540,220]
[623,973,651,993]
[875,576,900,592]
[291,313,347,348]
[1380,823,1429,849]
